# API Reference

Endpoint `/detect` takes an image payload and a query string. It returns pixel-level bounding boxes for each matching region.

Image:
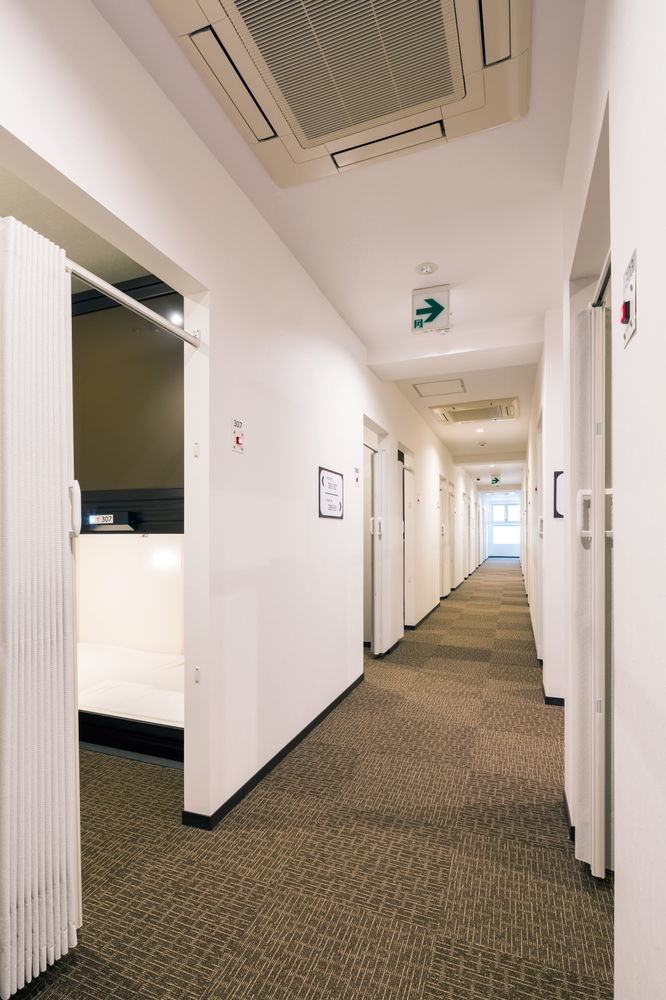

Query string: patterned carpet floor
[19,558,613,999]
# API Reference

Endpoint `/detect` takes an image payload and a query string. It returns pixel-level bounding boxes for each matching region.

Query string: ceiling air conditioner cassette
[150,0,531,186]
[431,397,520,424]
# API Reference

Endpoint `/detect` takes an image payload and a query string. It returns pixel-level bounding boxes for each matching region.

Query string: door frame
[590,257,613,878]
[568,256,613,879]
[362,443,376,648]
[363,419,395,655]
[449,486,456,587]
[439,478,452,598]
[487,497,522,558]
[402,459,417,627]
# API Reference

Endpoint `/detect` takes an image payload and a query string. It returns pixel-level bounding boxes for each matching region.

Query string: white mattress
[77,642,184,728]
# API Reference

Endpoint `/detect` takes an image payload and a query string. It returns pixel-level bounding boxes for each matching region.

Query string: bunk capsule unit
[72,275,187,762]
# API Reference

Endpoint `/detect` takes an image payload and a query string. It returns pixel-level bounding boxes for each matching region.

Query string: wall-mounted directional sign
[412,284,450,333]
[319,467,344,519]
[491,475,501,486]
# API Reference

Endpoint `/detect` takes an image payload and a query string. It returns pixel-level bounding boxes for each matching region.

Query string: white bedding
[77,642,184,728]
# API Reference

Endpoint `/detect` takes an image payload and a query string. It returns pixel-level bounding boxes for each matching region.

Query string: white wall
[452,471,478,586]
[563,2,666,995]
[541,311,566,699]
[0,0,465,819]
[77,535,184,653]
[525,350,544,655]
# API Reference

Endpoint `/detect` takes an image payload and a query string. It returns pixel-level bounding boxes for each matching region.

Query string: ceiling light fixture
[476,428,484,433]
[415,262,438,275]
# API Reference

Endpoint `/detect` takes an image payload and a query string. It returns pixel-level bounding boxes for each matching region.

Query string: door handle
[576,488,592,540]
[605,487,614,540]
[69,479,81,537]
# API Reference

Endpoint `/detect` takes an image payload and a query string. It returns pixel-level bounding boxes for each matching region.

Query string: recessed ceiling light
[415,262,438,275]
[476,428,484,433]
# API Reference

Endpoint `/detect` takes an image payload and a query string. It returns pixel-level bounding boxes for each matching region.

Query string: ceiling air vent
[150,0,531,186]
[431,397,520,424]
[414,378,466,397]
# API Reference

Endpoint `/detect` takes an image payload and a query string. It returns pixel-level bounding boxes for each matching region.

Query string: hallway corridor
[20,560,613,1000]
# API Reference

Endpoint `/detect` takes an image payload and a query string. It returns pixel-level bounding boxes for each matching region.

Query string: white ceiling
[91,0,582,372]
[463,463,525,491]
[398,362,537,459]
[1,1,583,490]
[88,0,582,483]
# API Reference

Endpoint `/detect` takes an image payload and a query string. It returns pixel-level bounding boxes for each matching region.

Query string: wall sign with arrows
[412,284,450,333]
[319,467,343,519]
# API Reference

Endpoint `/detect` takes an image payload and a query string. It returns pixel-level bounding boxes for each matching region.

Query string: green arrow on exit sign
[412,284,450,333]
[415,298,445,324]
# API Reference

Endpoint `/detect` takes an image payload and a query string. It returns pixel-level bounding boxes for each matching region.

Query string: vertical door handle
[605,487,614,539]
[69,479,82,537]
[376,517,383,539]
[576,488,592,540]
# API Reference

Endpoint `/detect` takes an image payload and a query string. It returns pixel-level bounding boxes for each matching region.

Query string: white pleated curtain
[0,217,81,999]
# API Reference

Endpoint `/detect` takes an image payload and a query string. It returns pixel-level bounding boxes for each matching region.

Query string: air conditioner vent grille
[448,405,505,422]
[231,0,465,146]
[430,397,520,424]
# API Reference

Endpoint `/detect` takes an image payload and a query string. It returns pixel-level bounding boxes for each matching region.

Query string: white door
[363,445,375,646]
[570,268,613,878]
[463,493,470,577]
[476,501,482,565]
[449,488,456,586]
[403,465,416,626]
[439,485,451,598]
[363,433,394,655]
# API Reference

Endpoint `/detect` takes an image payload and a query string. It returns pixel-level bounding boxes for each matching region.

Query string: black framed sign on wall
[319,467,343,518]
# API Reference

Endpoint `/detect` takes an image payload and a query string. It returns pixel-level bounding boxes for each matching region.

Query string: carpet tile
[203,892,432,1000]
[425,937,613,1000]
[18,558,613,1000]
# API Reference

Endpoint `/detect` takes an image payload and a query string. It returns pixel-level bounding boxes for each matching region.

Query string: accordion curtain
[0,217,81,999]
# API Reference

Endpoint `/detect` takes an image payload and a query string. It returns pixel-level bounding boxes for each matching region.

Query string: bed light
[86,512,136,532]
[150,547,181,572]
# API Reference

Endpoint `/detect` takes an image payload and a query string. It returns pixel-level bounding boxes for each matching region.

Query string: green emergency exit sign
[412,285,450,333]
